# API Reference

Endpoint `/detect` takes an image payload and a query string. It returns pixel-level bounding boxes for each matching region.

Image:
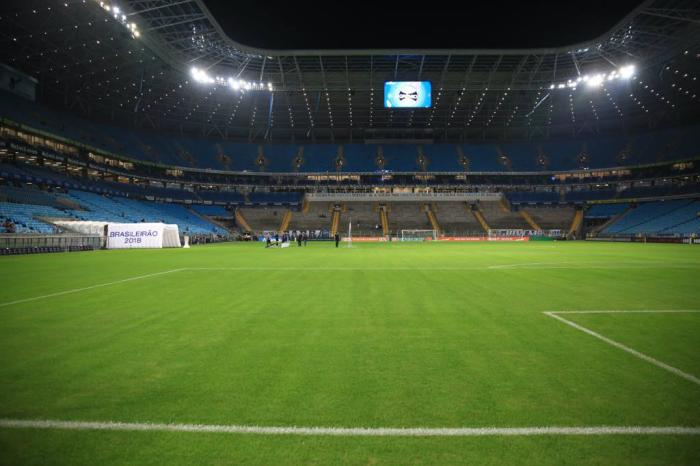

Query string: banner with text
[107,223,164,249]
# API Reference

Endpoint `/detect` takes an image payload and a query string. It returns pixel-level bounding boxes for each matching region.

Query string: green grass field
[0,241,699,465]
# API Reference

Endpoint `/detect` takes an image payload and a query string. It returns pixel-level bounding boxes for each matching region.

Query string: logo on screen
[384,81,431,108]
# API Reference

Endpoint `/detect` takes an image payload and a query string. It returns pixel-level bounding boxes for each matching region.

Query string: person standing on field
[335,232,340,248]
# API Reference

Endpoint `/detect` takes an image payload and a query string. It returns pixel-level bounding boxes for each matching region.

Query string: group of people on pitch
[264,231,342,248]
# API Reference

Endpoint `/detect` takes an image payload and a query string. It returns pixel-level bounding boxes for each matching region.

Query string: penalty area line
[0,269,187,308]
[544,311,700,387]
[0,419,699,437]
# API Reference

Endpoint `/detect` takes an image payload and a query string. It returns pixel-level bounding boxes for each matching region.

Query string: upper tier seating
[248,192,302,205]
[507,191,560,204]
[0,184,68,208]
[2,90,699,173]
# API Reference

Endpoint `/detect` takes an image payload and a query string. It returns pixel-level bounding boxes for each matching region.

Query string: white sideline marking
[551,310,700,315]
[0,269,186,308]
[0,419,698,437]
[544,311,700,387]
[187,263,700,272]
[186,266,489,271]
[3,265,698,309]
[488,261,699,270]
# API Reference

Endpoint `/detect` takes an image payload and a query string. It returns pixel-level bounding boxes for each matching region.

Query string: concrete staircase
[279,210,292,232]
[569,209,584,237]
[380,206,389,236]
[330,206,342,236]
[235,209,253,232]
[425,204,441,233]
[470,204,490,233]
[520,209,541,230]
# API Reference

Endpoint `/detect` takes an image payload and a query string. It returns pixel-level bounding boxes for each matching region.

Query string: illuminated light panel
[190,67,273,92]
[96,1,141,39]
[548,65,636,91]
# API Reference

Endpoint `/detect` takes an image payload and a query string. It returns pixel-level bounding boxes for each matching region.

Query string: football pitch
[0,241,699,465]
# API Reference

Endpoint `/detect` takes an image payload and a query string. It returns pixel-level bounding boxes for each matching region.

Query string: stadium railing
[0,234,102,254]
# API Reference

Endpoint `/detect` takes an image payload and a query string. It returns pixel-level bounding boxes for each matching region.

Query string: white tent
[54,221,181,249]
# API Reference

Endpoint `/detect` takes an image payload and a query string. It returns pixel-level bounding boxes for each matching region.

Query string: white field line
[544,311,700,387]
[488,261,699,270]
[0,269,186,308]
[187,263,700,272]
[0,419,698,437]
[2,264,698,308]
[186,267,489,271]
[551,310,700,315]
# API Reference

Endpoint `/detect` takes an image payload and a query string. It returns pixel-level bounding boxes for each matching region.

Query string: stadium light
[619,65,635,79]
[190,67,273,93]
[586,74,605,88]
[550,64,636,91]
[96,1,141,39]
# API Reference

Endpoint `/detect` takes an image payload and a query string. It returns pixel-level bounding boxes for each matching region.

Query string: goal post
[400,229,438,242]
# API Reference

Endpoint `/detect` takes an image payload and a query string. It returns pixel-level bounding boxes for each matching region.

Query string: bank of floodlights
[97,1,140,38]
[190,67,273,92]
[549,65,636,91]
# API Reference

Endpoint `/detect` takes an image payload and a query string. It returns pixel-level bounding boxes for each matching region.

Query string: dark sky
[202,0,643,50]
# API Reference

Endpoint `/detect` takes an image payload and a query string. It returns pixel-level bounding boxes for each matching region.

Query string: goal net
[400,229,438,242]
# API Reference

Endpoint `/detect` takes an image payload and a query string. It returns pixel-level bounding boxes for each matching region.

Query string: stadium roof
[201,0,644,51]
[1,0,699,143]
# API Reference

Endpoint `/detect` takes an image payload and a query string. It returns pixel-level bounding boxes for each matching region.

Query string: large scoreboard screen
[384,81,432,108]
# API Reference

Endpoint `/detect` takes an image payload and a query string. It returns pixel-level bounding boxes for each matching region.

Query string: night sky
[202,0,644,50]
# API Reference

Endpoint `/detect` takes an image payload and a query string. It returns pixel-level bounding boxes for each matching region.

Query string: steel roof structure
[1,0,699,143]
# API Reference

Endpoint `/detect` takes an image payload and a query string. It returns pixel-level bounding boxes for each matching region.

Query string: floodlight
[619,65,635,79]
[586,74,605,88]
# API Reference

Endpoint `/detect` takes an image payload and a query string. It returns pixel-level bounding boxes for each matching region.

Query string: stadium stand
[337,203,383,236]
[433,202,483,236]
[190,205,231,217]
[507,191,560,204]
[287,202,332,235]
[478,202,531,230]
[238,207,288,232]
[2,90,700,174]
[0,183,228,236]
[523,206,576,230]
[602,199,700,236]
[248,192,302,205]
[0,202,63,233]
[585,204,630,219]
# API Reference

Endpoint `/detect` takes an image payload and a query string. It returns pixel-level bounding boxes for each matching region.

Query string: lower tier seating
[603,199,700,236]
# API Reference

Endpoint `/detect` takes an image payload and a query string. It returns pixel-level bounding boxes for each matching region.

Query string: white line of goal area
[544,310,700,387]
[0,419,698,437]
